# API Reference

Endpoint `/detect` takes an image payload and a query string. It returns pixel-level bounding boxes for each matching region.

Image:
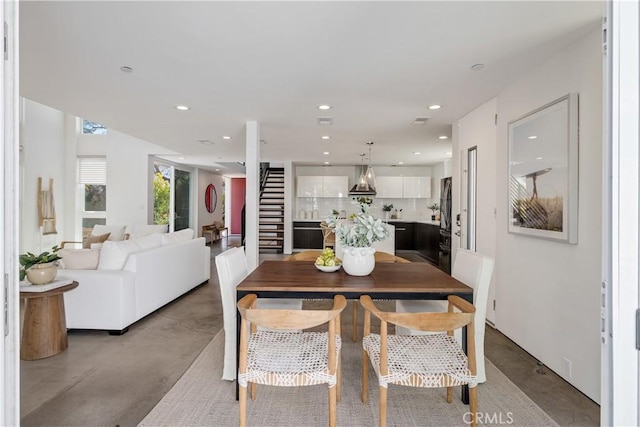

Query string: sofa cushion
[161,228,194,245]
[97,234,163,270]
[83,232,111,249]
[131,224,168,238]
[58,248,101,270]
[93,224,127,241]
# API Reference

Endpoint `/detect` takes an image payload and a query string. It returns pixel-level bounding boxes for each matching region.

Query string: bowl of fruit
[314,248,342,272]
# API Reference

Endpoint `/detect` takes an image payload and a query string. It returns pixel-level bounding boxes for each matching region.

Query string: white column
[283,161,293,254]
[245,121,260,270]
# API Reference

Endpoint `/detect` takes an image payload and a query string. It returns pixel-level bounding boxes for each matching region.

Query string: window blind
[77,158,107,185]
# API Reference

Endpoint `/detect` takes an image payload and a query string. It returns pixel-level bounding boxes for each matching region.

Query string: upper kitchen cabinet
[297,176,349,198]
[322,176,349,197]
[297,176,323,197]
[375,176,403,198]
[403,176,431,198]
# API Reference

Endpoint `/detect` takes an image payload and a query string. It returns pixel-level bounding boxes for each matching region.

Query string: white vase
[26,262,57,285]
[342,246,376,276]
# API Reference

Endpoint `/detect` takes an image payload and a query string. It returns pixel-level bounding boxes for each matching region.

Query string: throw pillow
[160,228,194,245]
[83,232,111,249]
[58,248,100,270]
[92,224,127,241]
[131,224,169,238]
[97,234,163,270]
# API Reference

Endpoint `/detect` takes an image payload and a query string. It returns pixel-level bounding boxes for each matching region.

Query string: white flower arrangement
[325,203,389,248]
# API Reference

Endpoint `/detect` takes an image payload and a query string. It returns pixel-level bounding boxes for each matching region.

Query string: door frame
[2,2,20,424]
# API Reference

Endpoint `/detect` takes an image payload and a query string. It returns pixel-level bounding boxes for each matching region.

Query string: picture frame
[507,93,579,244]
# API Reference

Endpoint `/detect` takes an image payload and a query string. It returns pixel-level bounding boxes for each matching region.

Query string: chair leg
[329,385,337,427]
[352,301,358,342]
[239,384,248,427]
[362,350,368,403]
[250,382,256,400]
[379,386,388,427]
[469,386,478,427]
[446,386,452,403]
[337,357,342,402]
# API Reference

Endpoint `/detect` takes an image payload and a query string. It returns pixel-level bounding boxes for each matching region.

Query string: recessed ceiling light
[215,169,221,172]
[428,104,441,110]
[398,161,404,165]
[412,118,428,125]
[120,66,134,73]
[413,152,421,155]
[323,151,330,155]
[318,105,331,110]
[438,135,448,140]
[528,135,538,140]
[178,157,184,160]
[446,152,452,155]
[536,157,543,160]
[198,139,214,145]
[222,136,232,140]
[471,63,485,71]
[321,136,330,140]
[324,161,330,165]
[175,105,190,111]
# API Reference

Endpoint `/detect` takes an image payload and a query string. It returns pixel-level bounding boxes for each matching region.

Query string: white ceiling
[19,1,603,174]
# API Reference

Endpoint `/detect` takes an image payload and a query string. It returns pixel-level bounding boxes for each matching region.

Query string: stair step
[259,246,283,250]
[259,236,284,241]
[259,221,284,225]
[260,201,285,205]
[262,189,284,192]
[259,207,284,211]
[259,230,284,235]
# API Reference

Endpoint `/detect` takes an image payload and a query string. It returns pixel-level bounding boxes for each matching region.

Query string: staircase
[258,167,285,253]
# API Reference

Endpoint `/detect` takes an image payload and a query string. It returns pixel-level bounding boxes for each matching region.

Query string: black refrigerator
[439,177,452,274]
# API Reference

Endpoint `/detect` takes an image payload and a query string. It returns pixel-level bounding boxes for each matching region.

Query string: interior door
[173,169,191,231]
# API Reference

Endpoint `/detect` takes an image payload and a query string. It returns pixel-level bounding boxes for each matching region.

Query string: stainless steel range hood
[348,183,376,196]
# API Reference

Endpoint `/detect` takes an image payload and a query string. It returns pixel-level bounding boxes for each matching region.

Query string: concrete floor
[20,237,599,426]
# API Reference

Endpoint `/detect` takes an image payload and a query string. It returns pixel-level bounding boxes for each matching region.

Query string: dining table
[235,260,474,403]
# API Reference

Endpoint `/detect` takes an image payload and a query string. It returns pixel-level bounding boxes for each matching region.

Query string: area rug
[139,330,559,427]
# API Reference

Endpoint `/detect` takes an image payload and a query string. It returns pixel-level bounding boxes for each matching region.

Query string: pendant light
[365,141,376,190]
[356,153,368,191]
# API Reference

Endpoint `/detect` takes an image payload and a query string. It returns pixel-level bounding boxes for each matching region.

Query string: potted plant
[428,203,440,221]
[326,203,389,276]
[382,203,393,220]
[19,245,62,284]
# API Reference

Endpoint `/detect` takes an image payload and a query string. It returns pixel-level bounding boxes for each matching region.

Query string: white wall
[494,29,602,402]
[19,99,67,253]
[196,169,224,238]
[453,98,498,323]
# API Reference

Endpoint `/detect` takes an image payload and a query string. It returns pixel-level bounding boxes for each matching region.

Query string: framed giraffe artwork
[507,93,579,244]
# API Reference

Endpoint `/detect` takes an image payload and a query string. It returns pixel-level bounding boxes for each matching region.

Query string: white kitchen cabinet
[296,176,323,197]
[297,176,349,198]
[322,176,349,197]
[375,176,403,198]
[403,176,431,198]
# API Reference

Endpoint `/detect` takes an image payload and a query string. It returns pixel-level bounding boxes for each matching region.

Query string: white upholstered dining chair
[215,246,303,381]
[395,248,494,383]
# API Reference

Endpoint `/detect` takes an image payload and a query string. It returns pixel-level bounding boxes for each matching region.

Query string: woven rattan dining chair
[360,295,478,427]
[237,294,347,427]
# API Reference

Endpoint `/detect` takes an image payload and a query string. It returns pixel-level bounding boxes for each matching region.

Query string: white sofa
[57,231,210,334]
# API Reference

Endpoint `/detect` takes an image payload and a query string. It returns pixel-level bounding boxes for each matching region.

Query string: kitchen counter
[294,218,440,226]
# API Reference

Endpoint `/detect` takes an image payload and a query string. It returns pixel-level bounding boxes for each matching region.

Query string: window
[77,158,107,239]
[82,119,107,135]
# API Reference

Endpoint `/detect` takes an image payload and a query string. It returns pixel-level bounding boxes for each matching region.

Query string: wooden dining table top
[237,260,472,297]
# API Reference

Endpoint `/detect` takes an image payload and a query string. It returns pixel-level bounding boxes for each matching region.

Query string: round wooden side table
[20,281,79,361]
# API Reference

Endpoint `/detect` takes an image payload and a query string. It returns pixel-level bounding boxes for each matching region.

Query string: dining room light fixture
[365,141,376,190]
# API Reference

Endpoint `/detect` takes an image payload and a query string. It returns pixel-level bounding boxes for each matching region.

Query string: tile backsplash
[295,197,438,221]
